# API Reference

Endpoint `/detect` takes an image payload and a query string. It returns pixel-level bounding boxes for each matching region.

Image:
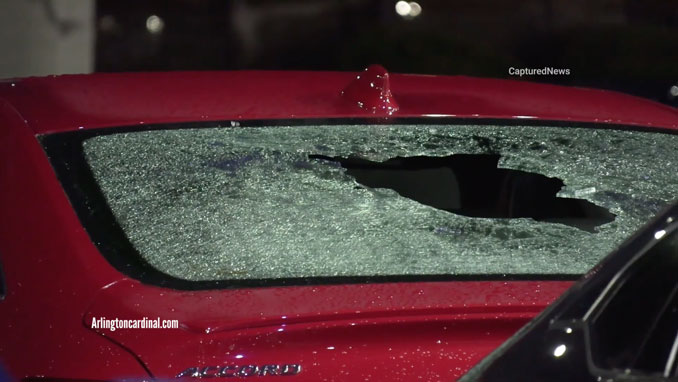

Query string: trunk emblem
[177,364,302,378]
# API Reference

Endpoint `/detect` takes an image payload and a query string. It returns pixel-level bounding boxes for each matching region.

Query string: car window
[589,227,678,376]
[47,122,678,285]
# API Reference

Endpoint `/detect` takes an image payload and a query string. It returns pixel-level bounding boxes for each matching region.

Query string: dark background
[95,0,678,105]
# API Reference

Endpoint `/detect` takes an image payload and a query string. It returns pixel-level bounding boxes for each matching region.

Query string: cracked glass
[82,124,678,281]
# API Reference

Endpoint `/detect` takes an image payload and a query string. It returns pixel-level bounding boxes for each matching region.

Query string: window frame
[39,117,678,290]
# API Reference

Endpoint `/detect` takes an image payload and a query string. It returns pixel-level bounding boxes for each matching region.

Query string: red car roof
[1,69,677,134]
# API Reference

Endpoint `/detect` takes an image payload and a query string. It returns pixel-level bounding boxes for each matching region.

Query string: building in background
[0,0,94,78]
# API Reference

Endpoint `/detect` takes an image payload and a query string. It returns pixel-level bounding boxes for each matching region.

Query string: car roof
[1,70,677,134]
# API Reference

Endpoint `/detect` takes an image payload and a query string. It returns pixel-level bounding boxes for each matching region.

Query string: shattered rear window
[81,124,678,281]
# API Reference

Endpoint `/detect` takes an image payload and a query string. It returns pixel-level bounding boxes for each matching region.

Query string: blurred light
[395,1,411,16]
[655,230,667,240]
[565,327,573,334]
[146,15,164,34]
[670,85,678,97]
[395,1,422,18]
[235,354,244,359]
[326,346,335,350]
[409,2,422,16]
[553,344,567,358]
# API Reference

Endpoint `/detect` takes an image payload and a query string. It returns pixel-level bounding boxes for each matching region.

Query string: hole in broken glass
[310,153,615,232]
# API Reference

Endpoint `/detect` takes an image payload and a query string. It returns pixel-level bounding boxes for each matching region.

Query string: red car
[1,65,677,381]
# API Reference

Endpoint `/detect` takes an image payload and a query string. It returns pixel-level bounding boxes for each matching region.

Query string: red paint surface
[0,70,677,134]
[81,280,569,381]
[0,69,675,381]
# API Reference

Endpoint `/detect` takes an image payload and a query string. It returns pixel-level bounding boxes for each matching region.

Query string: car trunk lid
[83,279,570,381]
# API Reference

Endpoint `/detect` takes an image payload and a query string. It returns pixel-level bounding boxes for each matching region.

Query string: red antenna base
[341,64,399,115]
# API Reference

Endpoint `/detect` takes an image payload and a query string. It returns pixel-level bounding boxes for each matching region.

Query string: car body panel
[84,280,570,380]
[0,101,149,378]
[0,69,676,380]
[0,70,677,135]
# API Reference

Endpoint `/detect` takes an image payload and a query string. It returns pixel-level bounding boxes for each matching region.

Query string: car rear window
[45,122,678,286]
